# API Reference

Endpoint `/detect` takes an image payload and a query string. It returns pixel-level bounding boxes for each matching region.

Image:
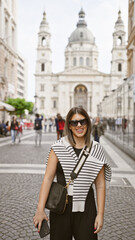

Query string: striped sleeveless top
[47,136,112,212]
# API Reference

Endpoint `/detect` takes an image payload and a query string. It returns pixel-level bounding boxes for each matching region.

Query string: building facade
[17,54,27,99]
[127,0,135,76]
[101,1,135,120]
[0,0,18,101]
[35,9,127,118]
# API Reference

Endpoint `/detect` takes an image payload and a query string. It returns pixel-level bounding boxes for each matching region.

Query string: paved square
[0,131,135,239]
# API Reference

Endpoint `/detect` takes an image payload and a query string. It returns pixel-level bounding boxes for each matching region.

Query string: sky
[17,0,128,102]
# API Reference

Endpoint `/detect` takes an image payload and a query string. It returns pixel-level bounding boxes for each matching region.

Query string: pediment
[60,66,102,75]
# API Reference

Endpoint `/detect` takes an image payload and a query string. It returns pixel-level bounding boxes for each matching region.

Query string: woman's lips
[76,128,84,133]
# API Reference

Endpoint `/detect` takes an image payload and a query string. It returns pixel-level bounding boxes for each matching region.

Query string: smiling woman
[33,106,111,240]
[64,107,91,148]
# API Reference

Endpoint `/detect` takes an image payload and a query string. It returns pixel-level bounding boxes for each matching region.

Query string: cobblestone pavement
[0,130,135,240]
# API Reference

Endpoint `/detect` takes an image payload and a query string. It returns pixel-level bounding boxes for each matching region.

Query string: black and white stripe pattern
[47,136,112,212]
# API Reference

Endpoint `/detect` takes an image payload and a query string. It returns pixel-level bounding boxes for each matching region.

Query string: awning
[0,101,15,111]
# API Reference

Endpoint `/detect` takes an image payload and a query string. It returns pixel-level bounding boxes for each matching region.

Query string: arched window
[73,57,77,66]
[5,18,8,40]
[80,32,83,38]
[53,100,57,108]
[4,58,8,77]
[118,63,122,72]
[86,57,89,66]
[74,85,87,110]
[40,99,44,109]
[12,27,15,47]
[94,58,97,68]
[41,63,45,71]
[117,36,122,46]
[80,57,83,66]
[42,37,46,46]
[40,84,44,91]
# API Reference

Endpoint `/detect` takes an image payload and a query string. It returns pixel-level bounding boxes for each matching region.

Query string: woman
[92,117,104,142]
[17,121,23,143]
[57,114,65,139]
[10,116,18,144]
[33,107,111,240]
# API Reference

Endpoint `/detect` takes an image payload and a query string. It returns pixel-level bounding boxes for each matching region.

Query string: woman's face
[69,113,88,139]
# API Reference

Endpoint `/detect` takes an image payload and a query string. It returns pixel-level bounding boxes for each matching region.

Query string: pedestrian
[5,121,10,135]
[55,113,60,140]
[0,120,7,136]
[44,118,48,132]
[0,121,3,135]
[17,121,23,143]
[10,116,18,144]
[48,118,53,132]
[57,114,65,139]
[92,117,104,142]
[122,116,127,134]
[33,107,111,240]
[34,114,43,146]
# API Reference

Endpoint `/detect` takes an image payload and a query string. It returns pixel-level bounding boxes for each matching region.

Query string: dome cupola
[39,11,49,31]
[77,8,87,27]
[115,10,124,25]
[65,8,98,71]
[68,8,95,44]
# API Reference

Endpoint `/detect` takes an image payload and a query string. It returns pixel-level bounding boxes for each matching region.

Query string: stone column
[70,92,74,108]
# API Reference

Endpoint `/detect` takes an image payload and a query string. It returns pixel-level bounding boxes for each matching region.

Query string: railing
[101,74,135,159]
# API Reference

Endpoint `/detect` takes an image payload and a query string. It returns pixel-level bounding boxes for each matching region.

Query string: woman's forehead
[71,113,85,120]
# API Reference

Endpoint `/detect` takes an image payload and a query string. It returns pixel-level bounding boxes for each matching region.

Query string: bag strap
[65,141,93,188]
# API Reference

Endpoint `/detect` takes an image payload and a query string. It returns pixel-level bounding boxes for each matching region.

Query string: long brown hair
[64,107,91,147]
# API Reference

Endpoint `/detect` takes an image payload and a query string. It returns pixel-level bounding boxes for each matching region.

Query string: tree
[6,98,34,117]
[25,101,34,114]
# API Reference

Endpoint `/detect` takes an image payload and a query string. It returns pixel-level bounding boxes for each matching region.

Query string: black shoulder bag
[45,142,93,214]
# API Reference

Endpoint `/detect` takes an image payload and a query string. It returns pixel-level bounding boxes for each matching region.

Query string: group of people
[34,112,104,147]
[33,107,111,240]
[0,117,23,144]
[103,116,128,134]
[34,113,65,146]
[0,120,10,136]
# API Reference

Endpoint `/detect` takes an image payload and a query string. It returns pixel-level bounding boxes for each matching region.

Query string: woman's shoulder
[90,140,109,165]
[51,136,67,147]
[92,140,100,146]
[91,140,105,156]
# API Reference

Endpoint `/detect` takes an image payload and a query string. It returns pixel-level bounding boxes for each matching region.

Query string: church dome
[68,8,95,44]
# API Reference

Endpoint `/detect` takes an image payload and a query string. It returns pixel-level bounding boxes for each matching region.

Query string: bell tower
[111,10,127,77]
[35,11,52,114]
[35,11,52,74]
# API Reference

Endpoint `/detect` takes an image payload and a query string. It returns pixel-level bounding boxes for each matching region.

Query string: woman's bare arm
[33,149,58,231]
[94,165,106,234]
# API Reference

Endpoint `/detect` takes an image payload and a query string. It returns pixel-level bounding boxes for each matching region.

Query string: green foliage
[25,101,34,114]
[6,98,34,116]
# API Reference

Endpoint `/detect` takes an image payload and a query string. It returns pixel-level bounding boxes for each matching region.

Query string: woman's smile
[75,127,84,134]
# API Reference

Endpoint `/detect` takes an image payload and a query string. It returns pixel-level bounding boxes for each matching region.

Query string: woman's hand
[94,213,104,234]
[33,208,48,232]
[33,149,58,233]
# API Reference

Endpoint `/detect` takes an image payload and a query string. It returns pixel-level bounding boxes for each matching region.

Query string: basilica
[35,8,127,117]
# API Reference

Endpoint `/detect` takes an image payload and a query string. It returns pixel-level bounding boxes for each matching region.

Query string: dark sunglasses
[69,118,88,127]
